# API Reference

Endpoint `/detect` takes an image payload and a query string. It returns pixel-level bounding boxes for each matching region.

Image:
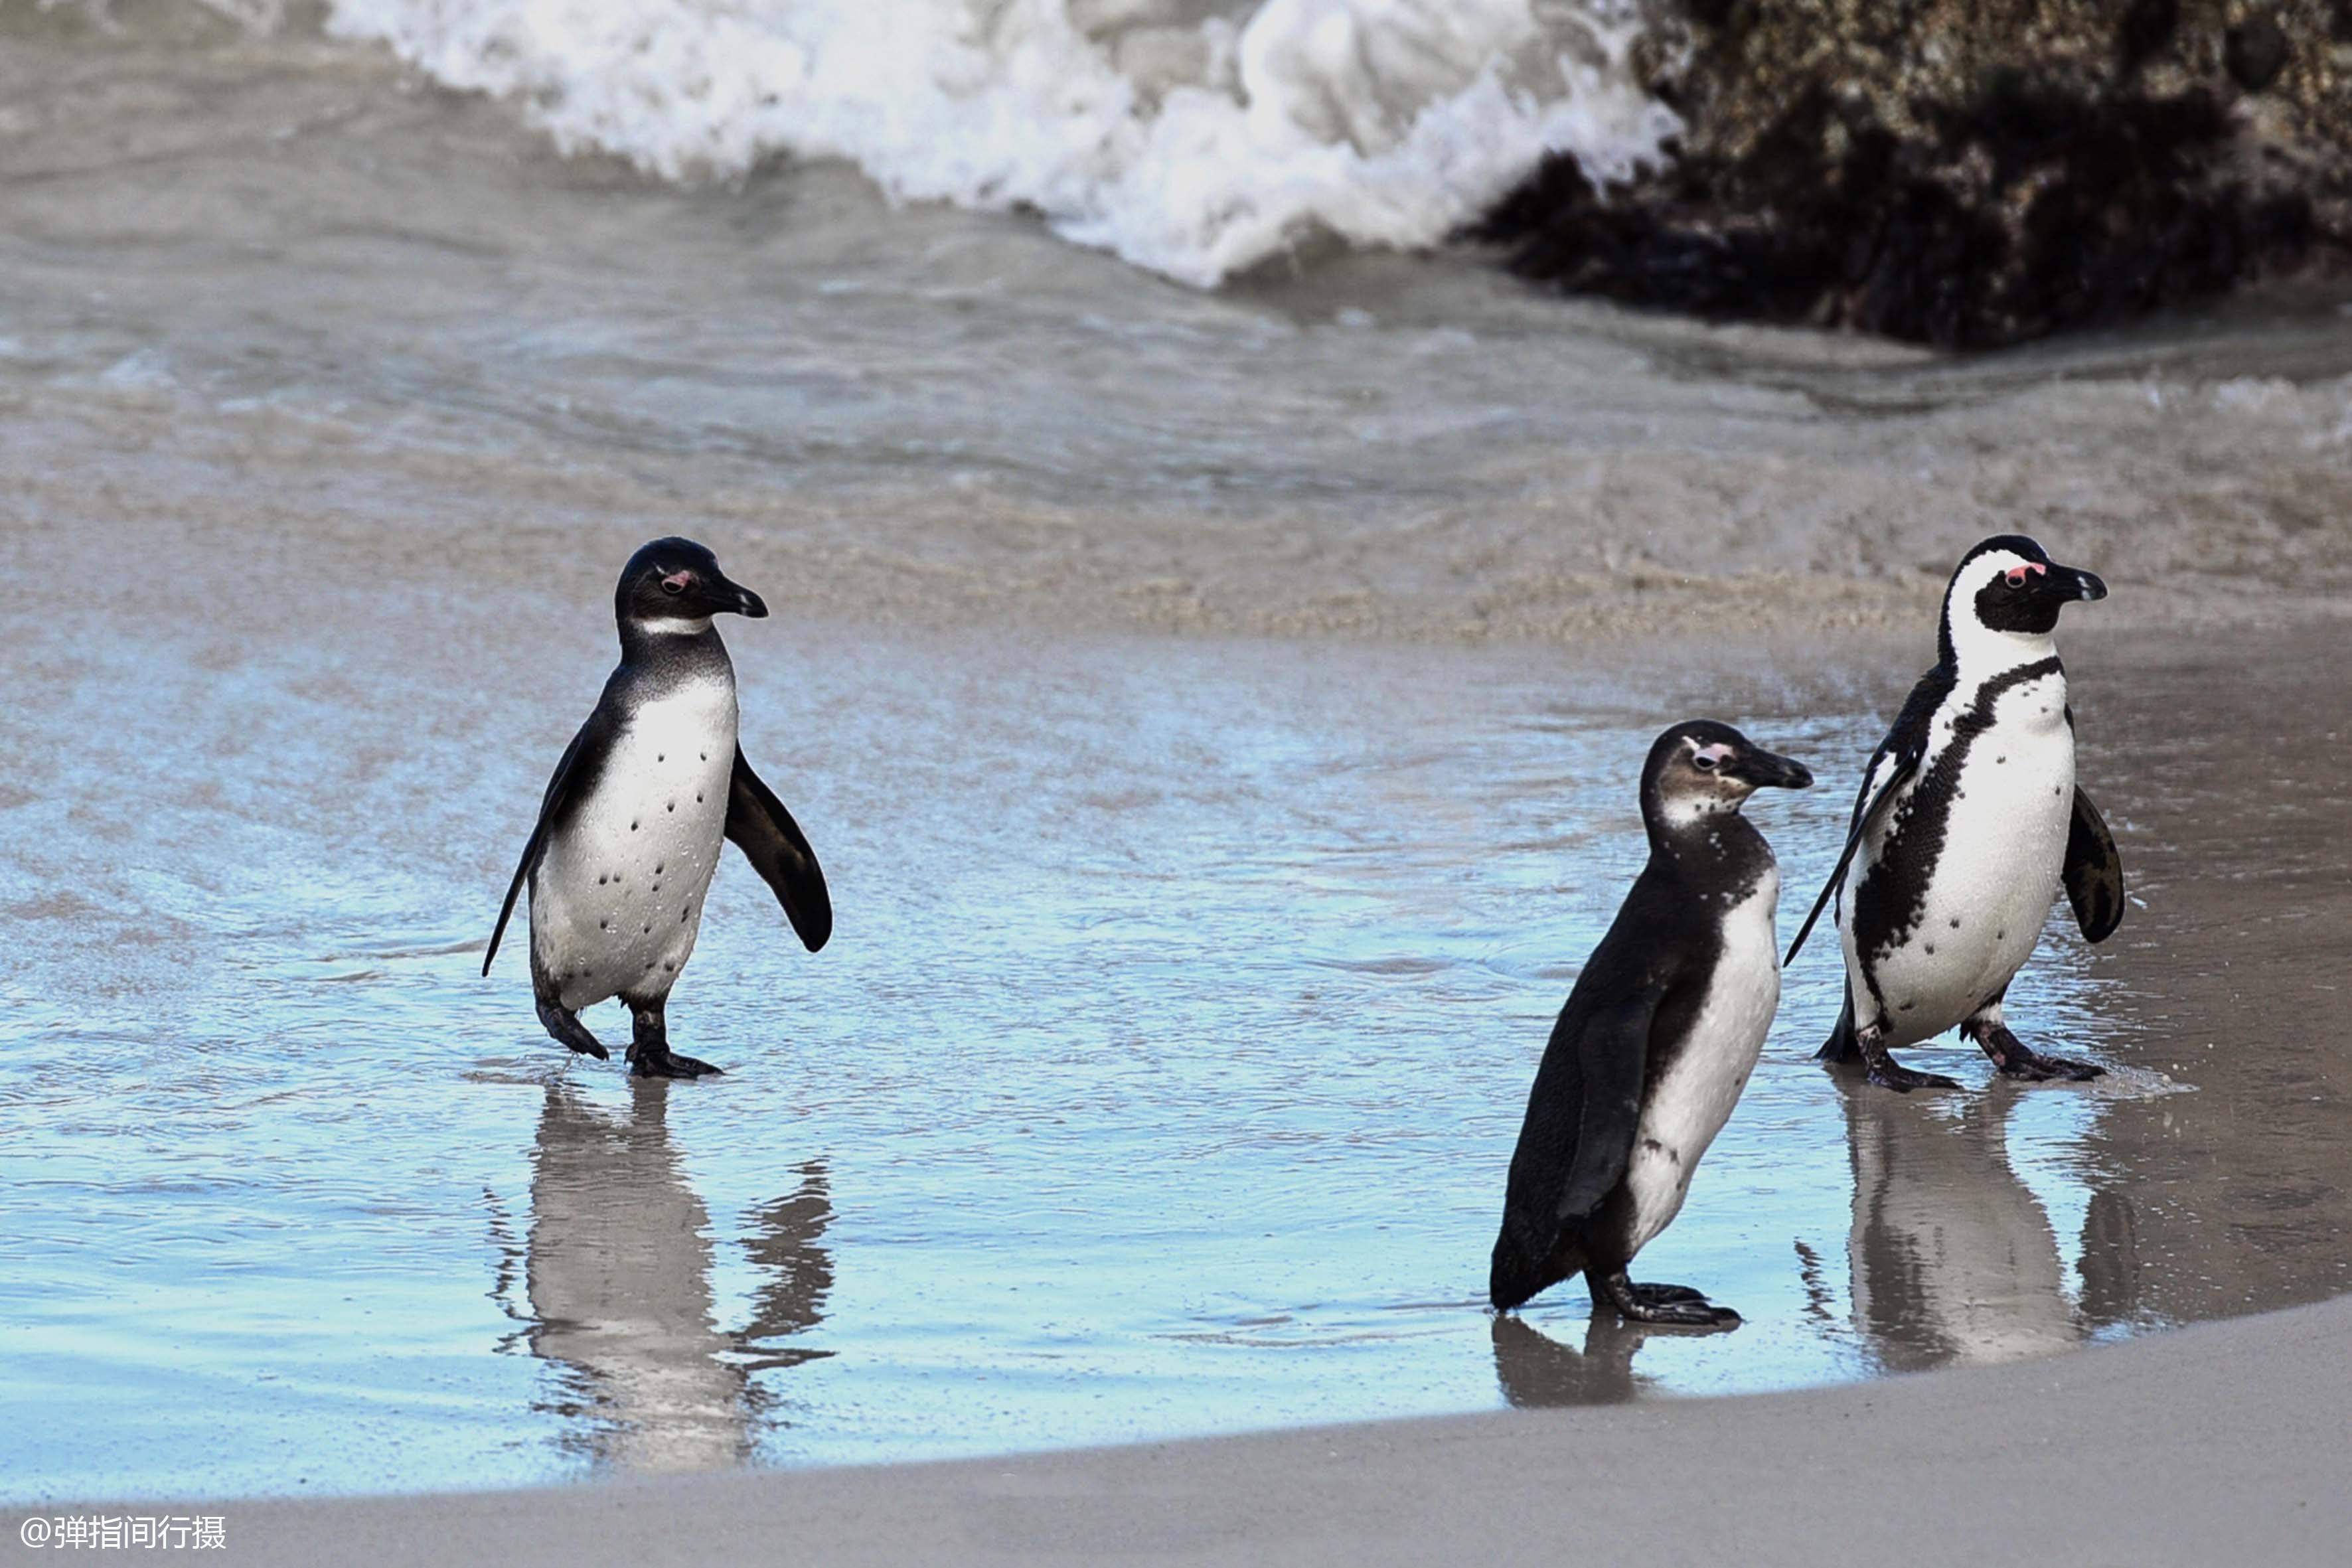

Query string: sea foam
[323,0,1676,285]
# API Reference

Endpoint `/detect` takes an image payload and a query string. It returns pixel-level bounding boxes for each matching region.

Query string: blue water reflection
[0,624,2321,1500]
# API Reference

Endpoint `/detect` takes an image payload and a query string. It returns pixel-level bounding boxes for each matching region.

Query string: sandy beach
[9,1290,2351,1564]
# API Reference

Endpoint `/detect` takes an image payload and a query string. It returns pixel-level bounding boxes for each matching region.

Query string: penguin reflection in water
[484,538,831,1077]
[1783,536,2126,1093]
[1491,722,1813,1326]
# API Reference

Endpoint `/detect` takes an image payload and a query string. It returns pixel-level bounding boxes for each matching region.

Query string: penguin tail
[1490,1243,1542,1314]
[1489,1221,1577,1313]
[1814,994,1859,1063]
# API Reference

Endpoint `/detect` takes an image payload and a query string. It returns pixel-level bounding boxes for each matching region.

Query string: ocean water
[3,0,2352,1507]
[9,3,2352,644]
[317,0,1674,285]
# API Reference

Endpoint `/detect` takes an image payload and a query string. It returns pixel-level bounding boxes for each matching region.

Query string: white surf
[321,0,1678,285]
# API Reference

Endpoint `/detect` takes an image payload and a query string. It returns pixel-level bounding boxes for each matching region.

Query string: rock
[2120,0,2183,70]
[2226,15,2291,90]
[1468,0,2351,349]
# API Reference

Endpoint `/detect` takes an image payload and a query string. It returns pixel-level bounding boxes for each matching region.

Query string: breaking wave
[321,0,1677,285]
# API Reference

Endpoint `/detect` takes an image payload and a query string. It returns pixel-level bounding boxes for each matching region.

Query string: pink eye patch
[2003,562,2047,587]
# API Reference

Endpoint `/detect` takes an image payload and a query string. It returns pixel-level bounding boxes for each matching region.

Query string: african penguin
[1783,534,2126,1093]
[484,538,831,1078]
[1490,721,1814,1325]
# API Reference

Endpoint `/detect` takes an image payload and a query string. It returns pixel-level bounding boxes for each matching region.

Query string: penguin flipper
[1490,985,1662,1311]
[726,748,832,953]
[1784,755,1917,967]
[2063,786,2126,944]
[1556,990,1658,1221]
[484,706,618,978]
[1786,666,1948,967]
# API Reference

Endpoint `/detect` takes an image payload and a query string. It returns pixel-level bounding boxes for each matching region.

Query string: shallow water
[2,596,2346,1501]
[5,0,2352,1508]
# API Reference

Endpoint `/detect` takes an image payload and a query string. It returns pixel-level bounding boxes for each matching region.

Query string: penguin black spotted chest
[531,666,738,1012]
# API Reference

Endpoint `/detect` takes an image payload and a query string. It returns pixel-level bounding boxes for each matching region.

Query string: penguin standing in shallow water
[485,538,831,1077]
[1491,722,1813,1324]
[1784,535,2126,1092]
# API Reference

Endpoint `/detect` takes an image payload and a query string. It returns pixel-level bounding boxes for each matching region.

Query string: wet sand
[9,1293,2351,1565]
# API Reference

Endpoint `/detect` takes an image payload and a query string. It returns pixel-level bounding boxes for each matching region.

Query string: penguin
[483,538,831,1078]
[1490,721,1814,1324]
[1782,534,2126,1093]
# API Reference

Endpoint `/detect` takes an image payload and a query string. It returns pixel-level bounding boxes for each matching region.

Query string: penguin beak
[1729,748,1814,791]
[2032,562,2107,606]
[714,577,769,619]
[2043,564,2107,603]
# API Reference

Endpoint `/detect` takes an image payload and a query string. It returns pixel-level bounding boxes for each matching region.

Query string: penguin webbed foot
[535,998,609,1061]
[625,997,722,1079]
[1591,1270,1740,1329]
[1996,1052,2102,1083]
[1864,1059,1962,1093]
[1627,1282,1708,1306]
[1973,1023,2102,1083]
[629,1048,725,1079]
[1850,1026,1960,1093]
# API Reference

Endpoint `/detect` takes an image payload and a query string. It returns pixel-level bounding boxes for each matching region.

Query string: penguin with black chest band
[1783,534,2126,1093]
[1490,721,1814,1325]
[484,538,832,1078]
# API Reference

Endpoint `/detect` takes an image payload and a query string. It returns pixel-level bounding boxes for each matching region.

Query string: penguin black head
[614,537,769,633]
[1640,720,1813,838]
[1940,535,2107,664]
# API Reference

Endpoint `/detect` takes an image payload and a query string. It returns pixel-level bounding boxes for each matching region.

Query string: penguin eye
[660,572,689,596]
[2004,566,2028,587]
[1691,752,1717,771]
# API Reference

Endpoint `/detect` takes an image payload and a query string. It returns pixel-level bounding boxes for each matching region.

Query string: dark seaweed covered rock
[2227,15,2292,89]
[1470,1,2351,349]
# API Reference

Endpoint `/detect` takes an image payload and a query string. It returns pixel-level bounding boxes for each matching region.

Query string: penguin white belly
[531,677,738,1011]
[1861,675,2074,1050]
[1622,869,1779,1257]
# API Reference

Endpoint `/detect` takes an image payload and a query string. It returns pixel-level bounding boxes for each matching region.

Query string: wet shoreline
[11,391,2352,652]
[13,1290,2350,1565]
[4,497,2346,1498]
